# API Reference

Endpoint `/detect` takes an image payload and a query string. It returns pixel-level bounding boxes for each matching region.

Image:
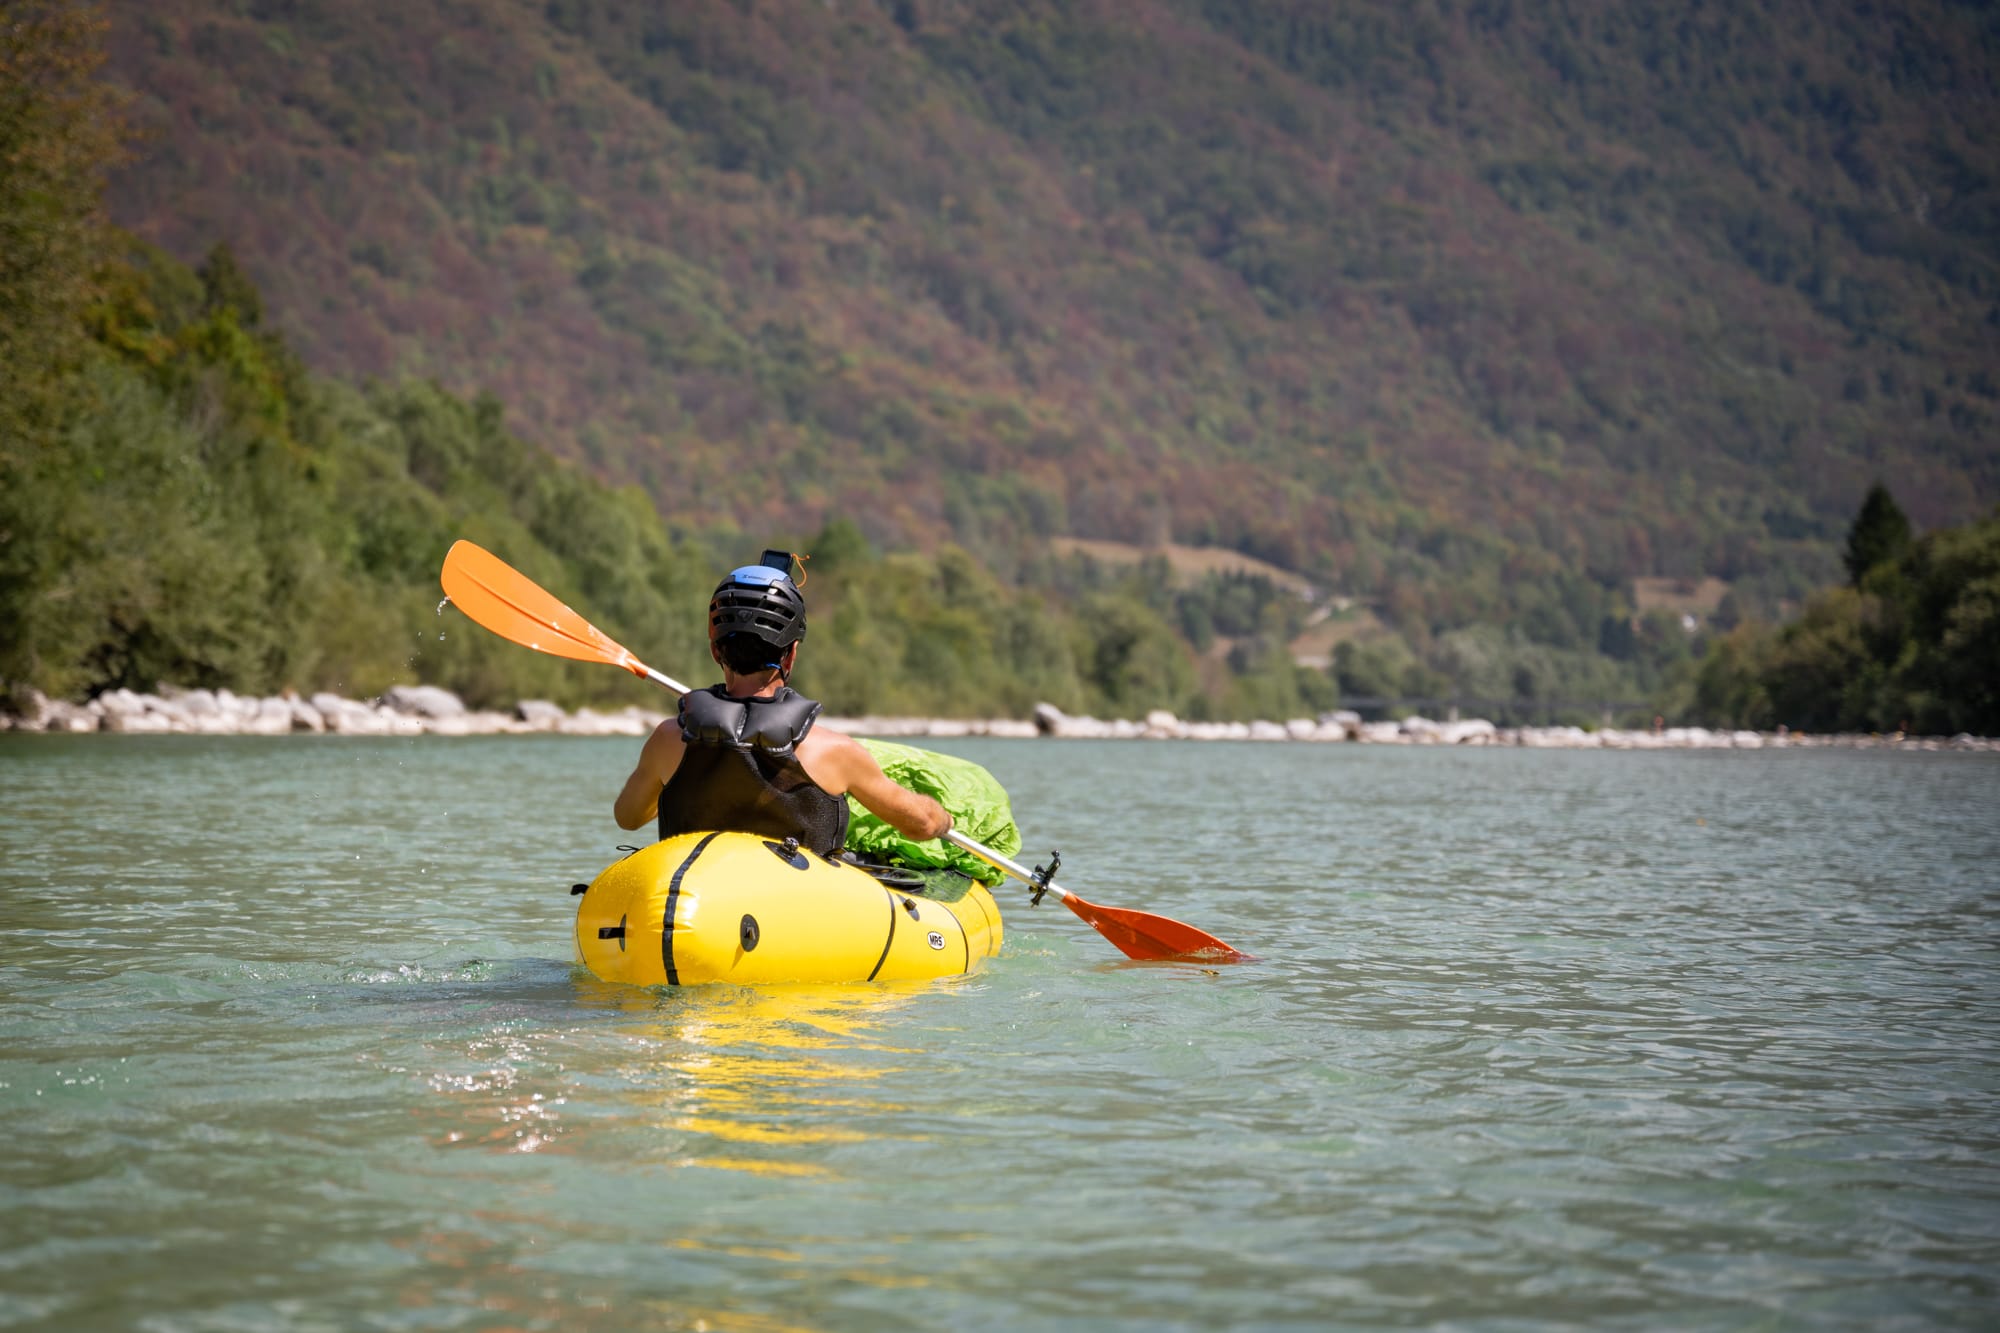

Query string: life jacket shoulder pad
[679,686,822,757]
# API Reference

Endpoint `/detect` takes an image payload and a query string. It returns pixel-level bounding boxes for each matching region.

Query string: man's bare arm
[613,722,686,830]
[806,730,952,841]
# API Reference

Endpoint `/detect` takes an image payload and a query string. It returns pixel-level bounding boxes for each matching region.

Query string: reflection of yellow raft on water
[574,831,1004,986]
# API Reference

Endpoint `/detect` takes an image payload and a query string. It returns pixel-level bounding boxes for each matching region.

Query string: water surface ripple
[2,735,1996,1329]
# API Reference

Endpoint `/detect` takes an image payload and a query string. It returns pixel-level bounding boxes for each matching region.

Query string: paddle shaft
[943,829,1072,905]
[633,663,696,698]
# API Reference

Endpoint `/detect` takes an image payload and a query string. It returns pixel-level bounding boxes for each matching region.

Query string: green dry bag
[845,739,1021,884]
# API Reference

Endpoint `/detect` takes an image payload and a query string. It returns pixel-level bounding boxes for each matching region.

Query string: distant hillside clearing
[1633,577,1731,620]
[1050,537,1316,598]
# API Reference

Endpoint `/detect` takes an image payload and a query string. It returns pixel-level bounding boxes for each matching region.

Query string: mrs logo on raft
[927,931,946,950]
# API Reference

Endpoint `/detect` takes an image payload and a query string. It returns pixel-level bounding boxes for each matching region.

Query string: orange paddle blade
[440,539,640,673]
[1060,893,1252,963]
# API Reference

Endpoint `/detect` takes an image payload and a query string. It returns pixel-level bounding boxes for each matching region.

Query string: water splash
[436,597,450,640]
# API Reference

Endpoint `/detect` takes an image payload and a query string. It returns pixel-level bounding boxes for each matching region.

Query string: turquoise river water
[2,734,1997,1330]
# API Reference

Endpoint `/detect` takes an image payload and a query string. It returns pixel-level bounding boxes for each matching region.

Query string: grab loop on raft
[1028,850,1062,907]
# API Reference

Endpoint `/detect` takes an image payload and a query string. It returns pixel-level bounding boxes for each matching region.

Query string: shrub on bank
[1686,495,2000,736]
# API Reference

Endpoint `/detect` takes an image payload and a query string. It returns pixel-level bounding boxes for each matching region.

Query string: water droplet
[436,597,450,616]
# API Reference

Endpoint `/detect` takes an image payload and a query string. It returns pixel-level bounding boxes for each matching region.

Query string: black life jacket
[655,685,850,855]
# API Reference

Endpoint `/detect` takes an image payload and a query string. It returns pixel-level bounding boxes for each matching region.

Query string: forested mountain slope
[104,0,1999,638]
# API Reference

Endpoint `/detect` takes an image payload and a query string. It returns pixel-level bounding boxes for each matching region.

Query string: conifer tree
[1842,483,1912,586]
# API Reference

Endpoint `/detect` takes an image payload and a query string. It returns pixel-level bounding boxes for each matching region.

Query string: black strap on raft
[837,851,928,892]
[1029,850,1061,907]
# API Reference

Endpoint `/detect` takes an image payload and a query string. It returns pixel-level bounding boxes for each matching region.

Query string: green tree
[1761,588,1886,731]
[1842,482,1912,587]
[1690,623,1775,728]
[1332,636,1414,703]
[1897,513,2000,734]
[1071,593,1193,716]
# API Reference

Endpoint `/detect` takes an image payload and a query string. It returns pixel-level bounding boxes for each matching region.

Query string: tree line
[1,2,1993,733]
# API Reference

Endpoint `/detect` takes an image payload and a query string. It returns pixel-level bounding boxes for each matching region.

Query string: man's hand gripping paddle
[440,539,1249,963]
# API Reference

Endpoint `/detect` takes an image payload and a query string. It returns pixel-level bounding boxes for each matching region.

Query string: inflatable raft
[574,831,1004,986]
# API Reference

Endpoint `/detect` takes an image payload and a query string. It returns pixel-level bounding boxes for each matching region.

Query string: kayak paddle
[439,539,1249,963]
[938,833,1247,962]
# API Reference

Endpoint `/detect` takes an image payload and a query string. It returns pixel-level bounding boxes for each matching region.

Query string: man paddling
[613,554,952,852]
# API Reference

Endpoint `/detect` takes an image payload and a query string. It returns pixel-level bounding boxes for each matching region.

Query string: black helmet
[709,564,808,661]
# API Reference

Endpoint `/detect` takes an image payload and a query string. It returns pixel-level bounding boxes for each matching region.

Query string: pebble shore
[4,686,1994,752]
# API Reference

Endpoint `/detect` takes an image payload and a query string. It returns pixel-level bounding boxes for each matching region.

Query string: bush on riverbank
[1686,493,2000,735]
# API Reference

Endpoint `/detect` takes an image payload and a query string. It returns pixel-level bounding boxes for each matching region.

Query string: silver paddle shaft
[641,665,694,697]
[944,828,1072,904]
